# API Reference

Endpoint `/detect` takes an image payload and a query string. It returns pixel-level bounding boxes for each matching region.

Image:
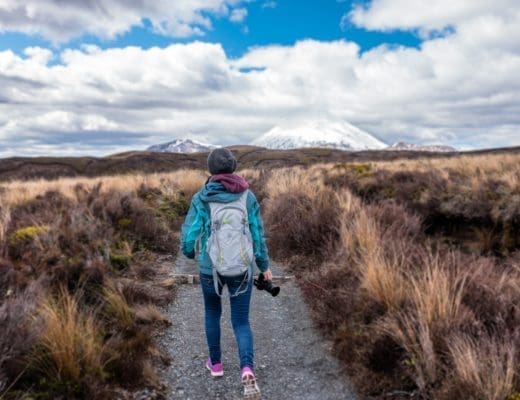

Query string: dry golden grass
[372,153,520,181]
[359,254,409,311]
[410,255,466,327]
[33,290,106,387]
[337,204,409,310]
[0,169,207,207]
[353,209,381,260]
[264,167,325,201]
[335,189,362,215]
[319,153,520,198]
[240,168,261,181]
[336,192,363,256]
[102,283,135,329]
[133,304,170,325]
[449,335,516,400]
[379,314,437,391]
[0,200,10,244]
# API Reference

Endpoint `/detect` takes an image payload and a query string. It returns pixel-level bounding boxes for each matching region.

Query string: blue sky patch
[0,0,422,59]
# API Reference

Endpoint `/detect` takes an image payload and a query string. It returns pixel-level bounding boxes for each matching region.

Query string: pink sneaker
[206,359,223,377]
[241,367,261,399]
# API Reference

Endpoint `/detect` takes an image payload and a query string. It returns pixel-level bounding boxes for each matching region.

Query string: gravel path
[157,255,357,400]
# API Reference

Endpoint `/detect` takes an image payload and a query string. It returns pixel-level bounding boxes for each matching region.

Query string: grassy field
[1,150,519,399]
[254,152,520,400]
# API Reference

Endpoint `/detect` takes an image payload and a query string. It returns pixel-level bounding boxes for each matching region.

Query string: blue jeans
[199,271,254,370]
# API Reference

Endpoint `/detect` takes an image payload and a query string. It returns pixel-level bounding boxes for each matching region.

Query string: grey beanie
[207,148,237,175]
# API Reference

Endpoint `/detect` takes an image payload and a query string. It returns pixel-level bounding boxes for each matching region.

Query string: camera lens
[264,279,280,297]
[253,273,280,297]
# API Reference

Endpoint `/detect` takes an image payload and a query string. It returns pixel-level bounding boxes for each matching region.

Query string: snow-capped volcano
[386,142,457,152]
[147,139,220,153]
[252,120,386,151]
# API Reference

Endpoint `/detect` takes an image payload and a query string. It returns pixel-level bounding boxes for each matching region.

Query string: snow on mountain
[147,138,220,153]
[386,142,457,152]
[252,120,387,151]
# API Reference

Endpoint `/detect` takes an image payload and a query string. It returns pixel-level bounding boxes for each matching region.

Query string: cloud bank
[0,0,519,156]
[0,0,246,42]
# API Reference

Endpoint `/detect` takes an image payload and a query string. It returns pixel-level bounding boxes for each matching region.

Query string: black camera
[253,273,280,297]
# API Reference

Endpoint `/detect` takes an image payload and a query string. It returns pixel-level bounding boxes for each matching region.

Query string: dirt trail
[157,255,357,400]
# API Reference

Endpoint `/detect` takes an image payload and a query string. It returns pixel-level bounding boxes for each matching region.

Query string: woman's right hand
[263,269,273,281]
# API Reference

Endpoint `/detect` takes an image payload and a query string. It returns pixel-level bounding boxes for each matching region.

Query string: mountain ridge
[147,138,220,153]
[387,141,457,152]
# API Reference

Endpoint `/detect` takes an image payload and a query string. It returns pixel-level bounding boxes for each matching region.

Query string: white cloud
[230,8,248,23]
[261,1,277,9]
[0,1,519,156]
[348,0,517,36]
[0,0,246,43]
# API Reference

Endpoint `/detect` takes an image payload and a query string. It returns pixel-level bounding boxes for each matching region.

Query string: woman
[181,148,271,399]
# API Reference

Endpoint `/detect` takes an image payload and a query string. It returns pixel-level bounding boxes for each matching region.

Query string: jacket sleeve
[181,195,204,259]
[247,191,270,272]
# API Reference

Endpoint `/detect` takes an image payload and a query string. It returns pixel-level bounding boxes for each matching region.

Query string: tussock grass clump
[31,290,106,397]
[359,253,408,312]
[379,314,437,391]
[102,282,135,330]
[409,255,467,328]
[447,334,517,400]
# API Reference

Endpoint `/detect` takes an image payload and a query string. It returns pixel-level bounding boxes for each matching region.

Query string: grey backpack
[207,190,254,297]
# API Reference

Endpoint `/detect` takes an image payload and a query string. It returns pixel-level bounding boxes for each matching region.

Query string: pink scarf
[210,173,250,193]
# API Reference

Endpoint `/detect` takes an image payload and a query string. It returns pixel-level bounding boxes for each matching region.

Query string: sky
[0,0,519,157]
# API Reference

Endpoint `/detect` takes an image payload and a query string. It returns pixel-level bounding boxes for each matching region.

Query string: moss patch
[157,196,190,220]
[9,225,49,246]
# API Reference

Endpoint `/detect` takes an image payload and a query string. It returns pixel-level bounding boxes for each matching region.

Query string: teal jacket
[180,182,270,275]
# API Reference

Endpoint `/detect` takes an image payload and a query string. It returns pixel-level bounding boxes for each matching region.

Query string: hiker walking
[180,148,271,399]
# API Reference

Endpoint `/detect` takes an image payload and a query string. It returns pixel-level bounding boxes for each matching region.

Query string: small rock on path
[157,255,357,400]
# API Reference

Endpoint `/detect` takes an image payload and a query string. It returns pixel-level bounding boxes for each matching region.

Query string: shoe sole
[242,375,261,399]
[206,363,223,377]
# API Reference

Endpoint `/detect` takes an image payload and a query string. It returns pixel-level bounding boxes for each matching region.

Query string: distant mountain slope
[147,139,219,153]
[387,142,457,152]
[253,120,387,151]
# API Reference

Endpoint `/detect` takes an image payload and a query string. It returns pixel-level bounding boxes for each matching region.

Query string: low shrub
[265,190,340,267]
